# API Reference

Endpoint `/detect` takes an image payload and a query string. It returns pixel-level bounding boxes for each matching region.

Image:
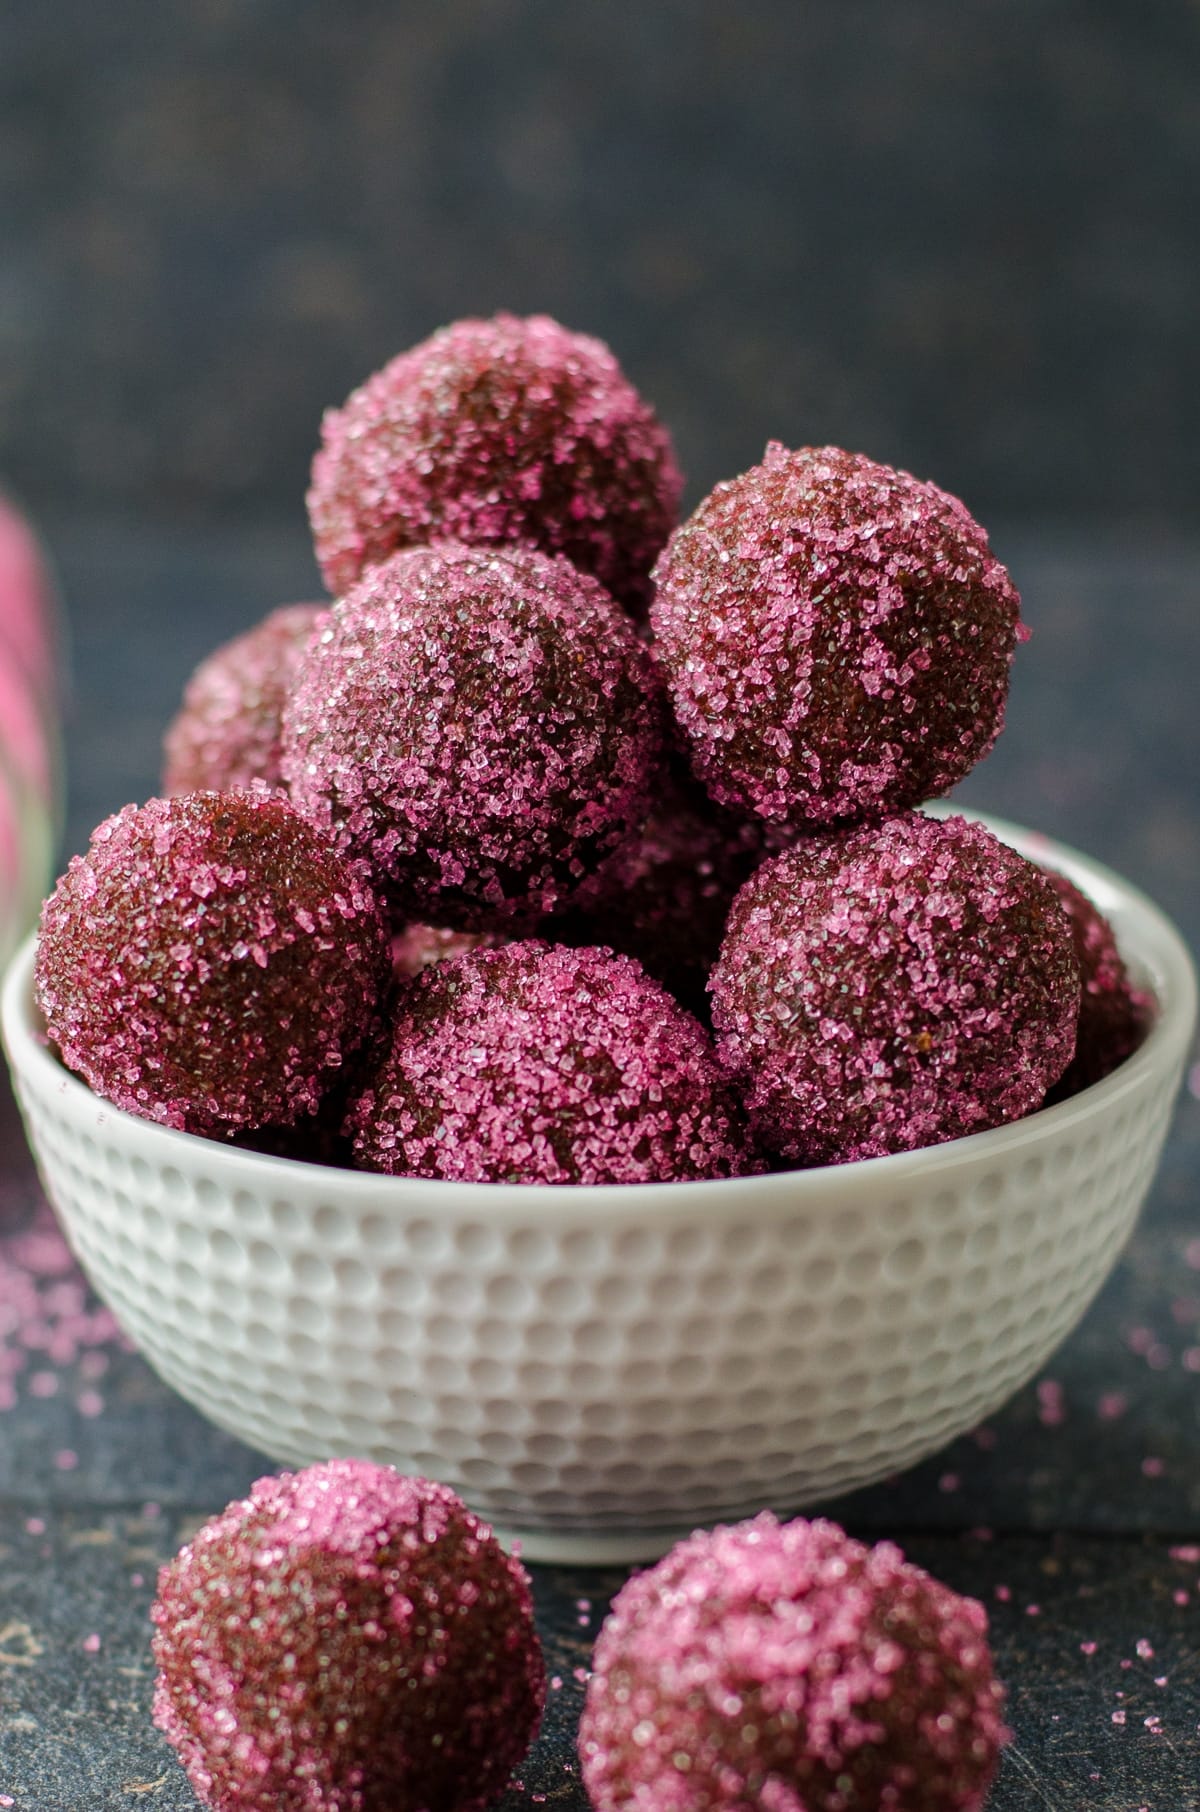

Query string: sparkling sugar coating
[710,813,1081,1165]
[579,1513,1007,1812]
[162,603,326,796]
[281,541,664,929]
[1043,869,1154,1099]
[307,312,682,611]
[345,940,757,1185]
[150,1459,545,1812]
[555,766,776,1016]
[34,791,389,1137]
[649,443,1023,825]
[390,922,506,982]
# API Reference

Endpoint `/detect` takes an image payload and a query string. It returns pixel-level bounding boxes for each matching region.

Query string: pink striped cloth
[0,494,59,963]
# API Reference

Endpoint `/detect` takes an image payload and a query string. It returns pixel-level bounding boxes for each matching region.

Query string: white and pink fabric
[0,494,59,966]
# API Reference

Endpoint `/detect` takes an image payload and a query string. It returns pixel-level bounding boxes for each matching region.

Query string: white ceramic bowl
[3,813,1195,1563]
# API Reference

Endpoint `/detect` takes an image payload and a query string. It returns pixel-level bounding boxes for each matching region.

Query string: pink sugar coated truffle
[231,1098,353,1168]
[710,812,1080,1165]
[307,312,683,612]
[281,541,664,929]
[580,1513,1007,1812]
[649,443,1024,827]
[556,767,773,1015]
[162,603,326,796]
[346,940,757,1185]
[151,1459,545,1812]
[34,791,388,1138]
[390,921,505,982]
[1044,869,1153,1098]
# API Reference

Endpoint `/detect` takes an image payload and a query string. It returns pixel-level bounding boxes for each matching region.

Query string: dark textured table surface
[1,519,1198,1809]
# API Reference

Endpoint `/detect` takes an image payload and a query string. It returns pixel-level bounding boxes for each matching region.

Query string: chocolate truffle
[281,542,664,929]
[151,1459,545,1812]
[307,312,682,612]
[710,812,1080,1165]
[650,443,1024,826]
[34,791,388,1137]
[231,1101,353,1168]
[162,603,326,795]
[580,1512,1007,1812]
[345,940,756,1185]
[555,768,772,1015]
[390,922,504,983]
[1044,869,1153,1098]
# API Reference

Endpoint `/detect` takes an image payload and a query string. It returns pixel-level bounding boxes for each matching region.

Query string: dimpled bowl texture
[3,814,1195,1563]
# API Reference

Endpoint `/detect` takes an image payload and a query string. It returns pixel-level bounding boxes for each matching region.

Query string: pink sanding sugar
[710,812,1080,1165]
[346,940,756,1185]
[390,922,505,982]
[1041,867,1154,1098]
[554,766,776,1015]
[579,1512,1007,1812]
[35,790,389,1138]
[281,541,664,929]
[649,443,1023,827]
[151,1459,545,1812]
[162,603,326,796]
[0,1200,128,1419]
[307,312,682,612]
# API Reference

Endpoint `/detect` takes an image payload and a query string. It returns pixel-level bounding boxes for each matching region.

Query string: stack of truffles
[34,314,1150,1181]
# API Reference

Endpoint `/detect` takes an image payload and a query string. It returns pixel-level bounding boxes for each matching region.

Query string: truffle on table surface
[346,939,758,1185]
[710,812,1081,1166]
[650,443,1024,828]
[282,541,665,930]
[307,311,682,613]
[151,1459,545,1812]
[34,790,389,1139]
[580,1511,1007,1812]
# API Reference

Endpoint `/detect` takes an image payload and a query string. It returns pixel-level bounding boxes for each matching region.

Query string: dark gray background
[2,0,1197,532]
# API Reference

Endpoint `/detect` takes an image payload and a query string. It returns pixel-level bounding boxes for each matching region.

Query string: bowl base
[490,1521,702,1567]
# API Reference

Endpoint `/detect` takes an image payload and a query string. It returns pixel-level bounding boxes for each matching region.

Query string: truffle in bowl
[2,812,1194,1564]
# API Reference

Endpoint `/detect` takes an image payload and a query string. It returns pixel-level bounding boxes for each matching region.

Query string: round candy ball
[555,768,773,1016]
[35,790,388,1137]
[710,812,1080,1165]
[345,940,756,1185]
[650,443,1024,827]
[151,1459,545,1812]
[580,1512,1007,1812]
[162,603,326,796]
[307,312,682,612]
[1044,869,1153,1098]
[390,922,505,983]
[281,541,664,929]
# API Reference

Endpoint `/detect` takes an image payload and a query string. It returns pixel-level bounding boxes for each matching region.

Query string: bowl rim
[4,807,1195,1222]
